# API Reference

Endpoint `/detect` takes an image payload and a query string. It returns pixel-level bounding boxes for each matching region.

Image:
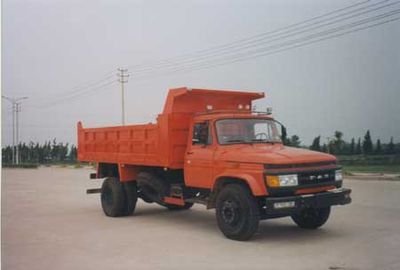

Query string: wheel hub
[221,200,239,225]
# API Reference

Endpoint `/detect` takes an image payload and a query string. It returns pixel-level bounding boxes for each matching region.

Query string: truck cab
[185,112,343,197]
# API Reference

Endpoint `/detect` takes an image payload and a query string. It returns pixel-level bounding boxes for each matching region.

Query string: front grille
[298,170,335,186]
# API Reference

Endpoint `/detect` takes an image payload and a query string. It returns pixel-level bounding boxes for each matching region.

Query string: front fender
[214,171,267,196]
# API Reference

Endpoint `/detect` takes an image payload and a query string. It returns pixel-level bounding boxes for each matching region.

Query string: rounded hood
[216,144,336,165]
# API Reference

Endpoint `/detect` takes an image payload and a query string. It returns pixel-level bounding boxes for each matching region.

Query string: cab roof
[193,112,274,122]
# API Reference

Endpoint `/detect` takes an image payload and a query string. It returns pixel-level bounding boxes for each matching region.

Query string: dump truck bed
[77,87,264,168]
[77,113,191,168]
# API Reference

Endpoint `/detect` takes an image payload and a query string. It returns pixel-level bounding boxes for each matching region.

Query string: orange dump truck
[78,87,351,240]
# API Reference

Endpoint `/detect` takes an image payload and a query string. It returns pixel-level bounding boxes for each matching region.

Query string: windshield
[216,118,282,145]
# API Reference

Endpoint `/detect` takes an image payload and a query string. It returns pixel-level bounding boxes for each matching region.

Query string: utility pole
[16,102,21,164]
[2,95,28,164]
[11,102,16,163]
[117,68,129,125]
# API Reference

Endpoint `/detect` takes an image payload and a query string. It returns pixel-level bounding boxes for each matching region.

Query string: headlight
[335,170,343,181]
[266,174,298,187]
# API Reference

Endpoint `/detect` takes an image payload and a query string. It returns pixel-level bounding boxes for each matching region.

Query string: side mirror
[272,119,288,144]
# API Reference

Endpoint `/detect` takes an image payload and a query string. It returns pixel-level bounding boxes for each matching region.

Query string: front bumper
[263,187,352,217]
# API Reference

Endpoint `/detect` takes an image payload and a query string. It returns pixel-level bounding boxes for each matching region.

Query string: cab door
[184,121,215,189]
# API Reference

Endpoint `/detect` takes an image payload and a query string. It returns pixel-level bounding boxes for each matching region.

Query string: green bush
[338,155,400,166]
[2,163,39,169]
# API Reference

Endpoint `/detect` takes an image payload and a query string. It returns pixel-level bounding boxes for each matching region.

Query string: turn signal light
[266,175,280,187]
[266,174,298,187]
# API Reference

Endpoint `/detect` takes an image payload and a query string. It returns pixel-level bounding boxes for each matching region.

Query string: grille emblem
[309,174,329,180]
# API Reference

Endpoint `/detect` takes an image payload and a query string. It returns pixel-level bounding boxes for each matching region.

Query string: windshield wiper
[225,139,256,145]
[226,139,247,143]
[250,139,278,144]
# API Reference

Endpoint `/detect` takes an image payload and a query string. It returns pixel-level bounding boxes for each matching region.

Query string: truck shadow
[254,221,342,243]
[130,204,346,243]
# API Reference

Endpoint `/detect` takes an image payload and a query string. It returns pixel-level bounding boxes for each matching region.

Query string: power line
[38,79,118,108]
[63,73,116,96]
[126,0,373,72]
[31,1,400,109]
[41,1,397,102]
[169,16,400,75]
[29,69,118,109]
[129,8,400,79]
[127,0,398,76]
[173,8,400,70]
[53,69,116,97]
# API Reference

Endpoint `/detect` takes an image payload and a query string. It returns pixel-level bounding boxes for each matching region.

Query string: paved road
[2,167,400,270]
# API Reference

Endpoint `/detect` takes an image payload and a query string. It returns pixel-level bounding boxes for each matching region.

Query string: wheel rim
[102,185,113,206]
[303,208,318,219]
[221,199,240,225]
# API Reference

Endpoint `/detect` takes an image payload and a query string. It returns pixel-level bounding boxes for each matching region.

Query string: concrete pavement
[2,167,400,270]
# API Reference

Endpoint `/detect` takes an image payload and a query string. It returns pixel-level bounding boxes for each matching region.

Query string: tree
[2,140,80,165]
[289,135,301,148]
[332,131,344,154]
[375,139,382,154]
[321,143,328,153]
[362,130,373,154]
[310,136,321,151]
[43,141,51,163]
[51,138,58,161]
[282,133,301,148]
[386,137,395,154]
[356,138,362,154]
[2,146,13,164]
[350,138,355,155]
[57,142,68,162]
[69,145,77,162]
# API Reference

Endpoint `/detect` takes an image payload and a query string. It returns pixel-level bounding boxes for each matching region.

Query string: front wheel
[215,184,260,241]
[291,207,331,229]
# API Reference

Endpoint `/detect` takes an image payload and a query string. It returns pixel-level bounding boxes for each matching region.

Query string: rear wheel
[215,184,260,241]
[291,207,331,229]
[122,181,138,215]
[101,177,126,217]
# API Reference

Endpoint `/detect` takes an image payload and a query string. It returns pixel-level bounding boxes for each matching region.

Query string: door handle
[187,151,194,155]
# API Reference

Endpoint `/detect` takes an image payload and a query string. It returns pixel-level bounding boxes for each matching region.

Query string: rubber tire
[291,207,331,229]
[122,181,138,215]
[136,172,169,204]
[215,184,260,241]
[101,177,126,217]
[138,190,154,203]
[165,202,194,211]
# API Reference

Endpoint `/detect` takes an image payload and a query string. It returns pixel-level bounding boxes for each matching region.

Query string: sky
[2,0,400,147]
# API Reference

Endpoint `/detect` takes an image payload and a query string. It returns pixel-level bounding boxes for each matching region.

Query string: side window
[192,122,212,145]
